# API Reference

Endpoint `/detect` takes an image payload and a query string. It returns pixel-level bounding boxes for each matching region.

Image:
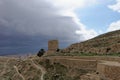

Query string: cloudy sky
[0,0,120,55]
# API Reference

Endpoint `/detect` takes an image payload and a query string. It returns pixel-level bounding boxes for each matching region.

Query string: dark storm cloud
[0,0,83,54]
[0,0,79,40]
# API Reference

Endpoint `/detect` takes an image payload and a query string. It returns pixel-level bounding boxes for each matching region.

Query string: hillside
[62,30,120,55]
[0,56,43,80]
[0,56,100,80]
[0,56,120,80]
[1,56,120,80]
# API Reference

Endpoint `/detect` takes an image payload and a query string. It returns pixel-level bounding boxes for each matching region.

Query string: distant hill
[62,30,120,55]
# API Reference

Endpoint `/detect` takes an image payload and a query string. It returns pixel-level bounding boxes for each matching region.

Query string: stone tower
[48,40,59,52]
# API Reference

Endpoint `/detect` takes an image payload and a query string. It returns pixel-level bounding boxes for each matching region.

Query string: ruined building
[47,40,59,55]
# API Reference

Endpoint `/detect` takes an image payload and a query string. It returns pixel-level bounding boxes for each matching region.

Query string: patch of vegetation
[40,59,95,80]
[47,52,120,57]
[41,59,73,80]
[43,62,68,80]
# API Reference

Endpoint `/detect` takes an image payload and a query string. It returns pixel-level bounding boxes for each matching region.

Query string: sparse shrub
[106,48,111,53]
[43,61,69,80]
[118,41,120,43]
[37,49,45,57]
[56,48,60,52]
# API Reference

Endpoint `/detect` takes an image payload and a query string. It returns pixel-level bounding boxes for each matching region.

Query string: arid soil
[0,56,120,80]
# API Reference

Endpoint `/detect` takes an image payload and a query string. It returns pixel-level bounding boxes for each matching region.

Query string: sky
[0,0,120,55]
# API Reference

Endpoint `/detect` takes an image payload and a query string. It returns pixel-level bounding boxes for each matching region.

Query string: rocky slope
[0,56,108,80]
[0,56,42,80]
[62,30,120,55]
[1,56,120,80]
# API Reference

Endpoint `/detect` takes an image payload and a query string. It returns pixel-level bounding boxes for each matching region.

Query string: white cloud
[76,28,98,40]
[48,0,97,17]
[108,0,120,13]
[107,20,120,32]
[48,0,97,10]
[47,0,98,40]
[107,0,120,32]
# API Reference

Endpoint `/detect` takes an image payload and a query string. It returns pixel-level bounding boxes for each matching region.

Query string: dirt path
[14,66,25,80]
[100,61,120,66]
[30,59,46,80]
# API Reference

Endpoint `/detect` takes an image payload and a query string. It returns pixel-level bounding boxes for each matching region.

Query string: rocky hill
[62,30,120,55]
[2,56,120,80]
[0,56,102,80]
[1,56,120,80]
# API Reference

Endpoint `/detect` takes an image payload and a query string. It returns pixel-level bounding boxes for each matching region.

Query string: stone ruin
[47,40,59,55]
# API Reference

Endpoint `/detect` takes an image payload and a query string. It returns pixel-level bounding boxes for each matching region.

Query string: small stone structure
[48,40,59,51]
[47,40,59,55]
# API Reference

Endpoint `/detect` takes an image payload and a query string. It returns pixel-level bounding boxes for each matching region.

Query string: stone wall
[45,57,97,70]
[97,61,120,80]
